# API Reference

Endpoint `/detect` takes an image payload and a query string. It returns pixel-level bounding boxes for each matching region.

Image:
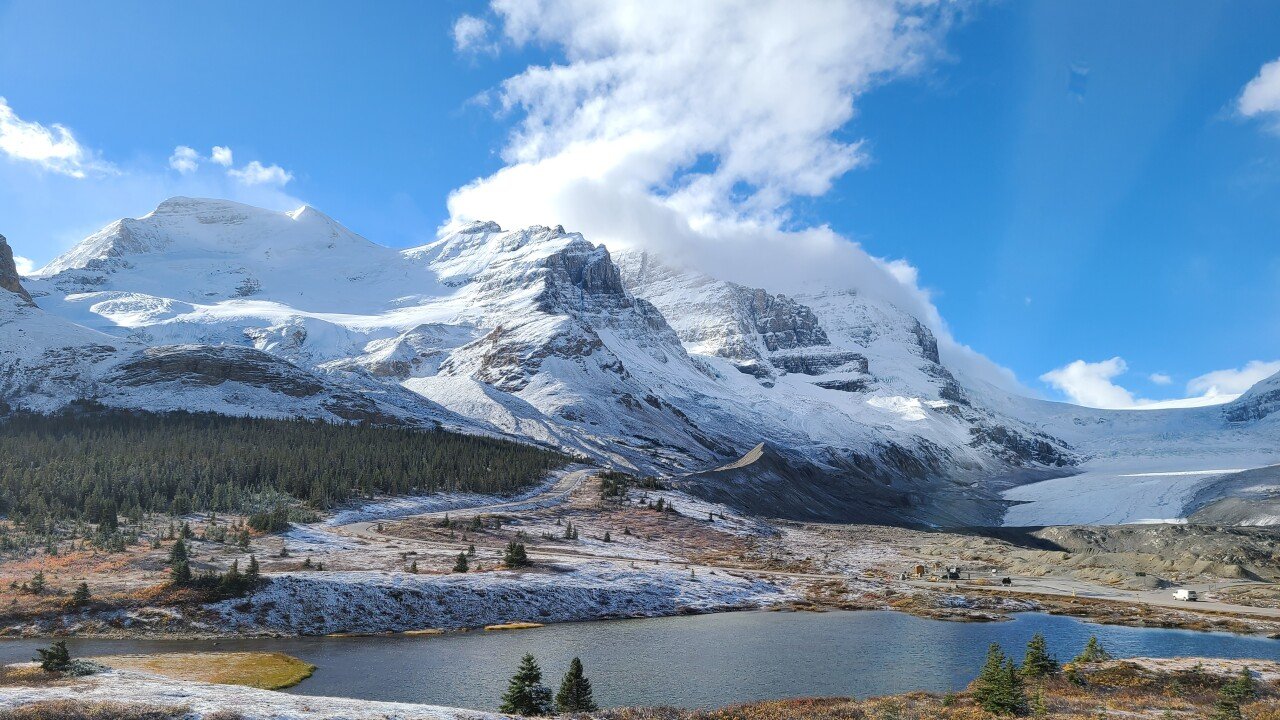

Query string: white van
[1173,589,1198,601]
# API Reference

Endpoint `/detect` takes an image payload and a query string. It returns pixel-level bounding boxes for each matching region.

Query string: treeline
[0,411,569,527]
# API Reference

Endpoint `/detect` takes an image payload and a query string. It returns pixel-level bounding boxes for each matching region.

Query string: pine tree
[172,559,192,584]
[1212,695,1244,720]
[245,555,260,586]
[1073,635,1112,663]
[409,560,419,573]
[504,541,530,567]
[169,538,188,564]
[1222,666,1256,703]
[34,640,71,672]
[71,582,91,607]
[1022,633,1059,677]
[454,552,469,573]
[500,654,553,715]
[29,570,45,594]
[555,656,598,713]
[972,643,1026,715]
[603,531,611,542]
[221,559,244,596]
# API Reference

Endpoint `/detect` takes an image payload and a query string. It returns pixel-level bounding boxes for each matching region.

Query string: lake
[2,610,1277,710]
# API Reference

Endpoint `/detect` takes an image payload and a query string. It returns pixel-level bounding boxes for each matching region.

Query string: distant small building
[943,566,961,580]
[912,564,926,577]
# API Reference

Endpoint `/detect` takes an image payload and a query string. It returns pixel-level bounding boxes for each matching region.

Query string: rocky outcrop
[772,351,868,376]
[738,287,828,352]
[0,234,33,304]
[109,345,327,397]
[1224,371,1280,423]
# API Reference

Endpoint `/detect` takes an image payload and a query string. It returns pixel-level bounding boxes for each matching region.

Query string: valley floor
[2,468,1280,641]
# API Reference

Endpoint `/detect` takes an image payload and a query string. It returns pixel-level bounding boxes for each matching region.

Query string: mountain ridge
[6,197,1278,526]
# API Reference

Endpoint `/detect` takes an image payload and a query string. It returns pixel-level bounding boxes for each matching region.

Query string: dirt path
[914,575,1280,620]
[336,467,596,539]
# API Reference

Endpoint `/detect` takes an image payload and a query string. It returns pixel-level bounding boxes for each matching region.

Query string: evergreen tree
[1073,635,1112,663]
[555,657,598,713]
[1022,633,1059,677]
[71,582,91,607]
[34,640,71,672]
[245,555,261,586]
[1211,695,1244,720]
[500,654,553,715]
[1221,666,1256,703]
[972,643,1026,715]
[504,541,530,567]
[29,570,45,594]
[171,559,192,584]
[410,560,419,573]
[603,531,611,543]
[454,552,469,573]
[169,538,188,564]
[221,559,245,596]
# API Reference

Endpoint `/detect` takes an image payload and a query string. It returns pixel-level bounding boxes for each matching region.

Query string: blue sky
[1,0,1278,407]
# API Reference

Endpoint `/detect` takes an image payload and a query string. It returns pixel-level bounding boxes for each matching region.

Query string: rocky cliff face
[1223,371,1280,423]
[0,234,33,304]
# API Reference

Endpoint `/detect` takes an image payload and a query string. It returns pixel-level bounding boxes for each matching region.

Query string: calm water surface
[2,611,1277,710]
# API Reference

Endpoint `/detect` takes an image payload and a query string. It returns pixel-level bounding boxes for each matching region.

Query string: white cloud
[1238,56,1280,131]
[1042,358,1280,410]
[211,146,234,167]
[227,160,293,187]
[443,1,1023,389]
[12,255,34,276]
[1188,360,1280,398]
[453,14,493,52]
[1040,357,1139,409]
[0,97,116,178]
[169,145,200,174]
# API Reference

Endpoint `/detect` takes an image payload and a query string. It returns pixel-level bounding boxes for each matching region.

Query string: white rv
[1173,589,1198,601]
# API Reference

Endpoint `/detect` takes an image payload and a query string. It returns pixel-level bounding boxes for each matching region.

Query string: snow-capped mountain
[5,197,1277,525]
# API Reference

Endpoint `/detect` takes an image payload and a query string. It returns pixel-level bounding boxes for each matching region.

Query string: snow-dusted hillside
[6,197,1277,525]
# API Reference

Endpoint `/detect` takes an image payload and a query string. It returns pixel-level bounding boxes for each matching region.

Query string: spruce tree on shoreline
[1022,633,1059,678]
[555,656,598,713]
[973,643,1027,716]
[500,654,552,715]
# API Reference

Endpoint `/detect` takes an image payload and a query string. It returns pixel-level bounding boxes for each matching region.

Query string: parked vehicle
[1173,589,1198,601]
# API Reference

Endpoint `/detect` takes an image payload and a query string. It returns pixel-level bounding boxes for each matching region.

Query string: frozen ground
[324,473,565,527]
[0,666,498,720]
[209,562,789,635]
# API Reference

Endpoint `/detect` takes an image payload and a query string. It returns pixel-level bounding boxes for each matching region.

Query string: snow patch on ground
[210,563,789,635]
[0,667,497,720]
[325,473,562,526]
